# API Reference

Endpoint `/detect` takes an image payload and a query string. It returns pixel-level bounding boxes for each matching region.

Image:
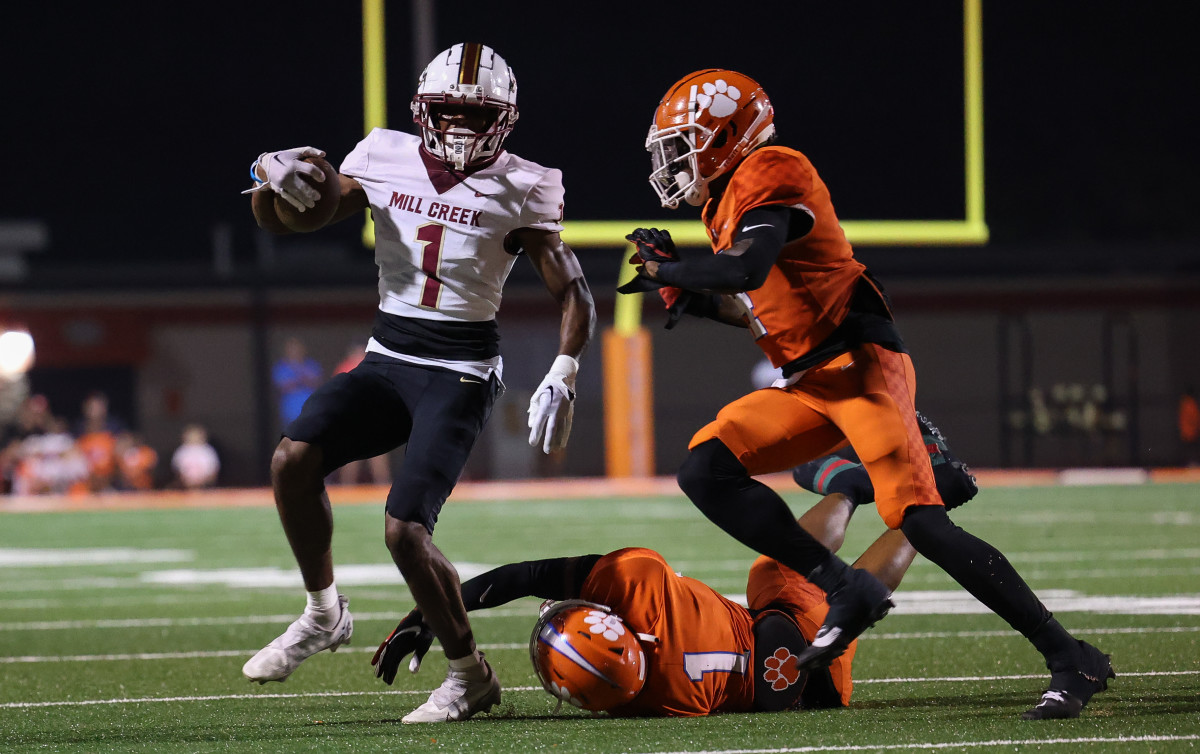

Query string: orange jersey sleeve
[746,555,856,706]
[581,548,755,716]
[702,146,866,367]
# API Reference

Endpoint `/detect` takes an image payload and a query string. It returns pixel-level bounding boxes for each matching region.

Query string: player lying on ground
[372,492,920,717]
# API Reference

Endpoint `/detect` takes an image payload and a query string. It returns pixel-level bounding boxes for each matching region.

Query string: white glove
[243,146,327,211]
[528,355,578,454]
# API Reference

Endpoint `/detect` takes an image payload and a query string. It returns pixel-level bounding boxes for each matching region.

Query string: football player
[372,492,918,716]
[616,69,1113,720]
[240,43,595,724]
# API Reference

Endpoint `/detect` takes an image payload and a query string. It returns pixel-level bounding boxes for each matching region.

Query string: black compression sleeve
[459,555,604,610]
[653,205,791,293]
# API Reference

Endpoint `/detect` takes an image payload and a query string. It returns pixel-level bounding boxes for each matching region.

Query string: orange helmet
[646,69,776,208]
[530,600,646,711]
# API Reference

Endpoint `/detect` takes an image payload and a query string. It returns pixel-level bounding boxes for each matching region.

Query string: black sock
[679,439,832,576]
[900,505,1072,657]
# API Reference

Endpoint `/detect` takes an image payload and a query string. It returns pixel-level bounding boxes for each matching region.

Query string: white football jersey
[340,128,565,323]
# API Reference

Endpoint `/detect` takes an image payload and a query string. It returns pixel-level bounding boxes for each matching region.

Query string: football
[251,156,340,234]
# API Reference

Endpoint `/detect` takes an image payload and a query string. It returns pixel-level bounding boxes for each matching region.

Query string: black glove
[616,275,666,294]
[664,290,694,330]
[625,227,677,266]
[370,610,434,684]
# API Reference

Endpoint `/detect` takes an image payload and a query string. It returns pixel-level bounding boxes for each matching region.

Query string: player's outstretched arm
[371,555,602,683]
[850,531,918,593]
[794,491,917,592]
[796,492,856,553]
[518,229,596,454]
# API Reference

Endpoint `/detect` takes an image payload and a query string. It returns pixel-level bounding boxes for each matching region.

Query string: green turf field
[1,482,1198,752]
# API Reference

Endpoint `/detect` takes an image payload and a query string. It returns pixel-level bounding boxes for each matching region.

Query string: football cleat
[242,595,353,683]
[796,566,893,672]
[402,653,502,723]
[1021,640,1114,720]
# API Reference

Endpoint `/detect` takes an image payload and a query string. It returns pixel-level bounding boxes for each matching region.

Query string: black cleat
[1021,640,1115,720]
[1021,689,1085,720]
[796,566,893,671]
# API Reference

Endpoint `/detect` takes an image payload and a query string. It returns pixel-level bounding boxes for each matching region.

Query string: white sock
[305,585,341,629]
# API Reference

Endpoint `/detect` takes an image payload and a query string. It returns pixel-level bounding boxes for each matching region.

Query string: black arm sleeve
[653,205,805,293]
[459,554,604,610]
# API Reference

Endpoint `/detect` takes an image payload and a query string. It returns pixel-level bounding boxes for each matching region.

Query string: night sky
[3,2,1195,273]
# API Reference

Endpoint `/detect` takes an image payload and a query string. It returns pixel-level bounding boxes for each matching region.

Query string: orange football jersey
[702,146,866,367]
[581,548,755,716]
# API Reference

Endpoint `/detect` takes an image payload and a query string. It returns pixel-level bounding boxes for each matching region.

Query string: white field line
[3,612,1199,635]
[4,627,1199,665]
[636,734,1200,754]
[3,672,1198,710]
[0,608,532,632]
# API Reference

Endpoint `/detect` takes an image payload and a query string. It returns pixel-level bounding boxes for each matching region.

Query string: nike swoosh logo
[741,223,773,232]
[840,361,855,371]
[460,376,483,384]
[479,584,493,604]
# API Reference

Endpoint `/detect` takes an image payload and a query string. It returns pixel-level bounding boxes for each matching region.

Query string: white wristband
[548,354,579,381]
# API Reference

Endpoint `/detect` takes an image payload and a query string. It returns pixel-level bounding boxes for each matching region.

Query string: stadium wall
[7,275,1199,486]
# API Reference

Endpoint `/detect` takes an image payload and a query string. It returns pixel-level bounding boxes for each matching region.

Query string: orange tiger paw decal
[763,647,802,691]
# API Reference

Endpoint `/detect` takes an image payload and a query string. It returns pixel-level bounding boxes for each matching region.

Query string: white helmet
[411,43,519,170]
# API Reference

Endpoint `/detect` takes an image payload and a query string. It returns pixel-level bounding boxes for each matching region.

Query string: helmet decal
[697,79,741,119]
[458,42,483,85]
[583,610,627,641]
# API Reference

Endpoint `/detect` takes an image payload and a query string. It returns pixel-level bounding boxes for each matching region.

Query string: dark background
[2,1,1195,280]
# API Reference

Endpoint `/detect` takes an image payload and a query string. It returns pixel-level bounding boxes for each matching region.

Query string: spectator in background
[2,394,50,493]
[74,391,123,493]
[13,417,88,495]
[272,337,323,428]
[1180,387,1200,467]
[333,342,391,486]
[171,424,220,489]
[115,431,158,491]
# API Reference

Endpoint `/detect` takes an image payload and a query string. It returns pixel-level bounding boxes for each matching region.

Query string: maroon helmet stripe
[458,43,483,86]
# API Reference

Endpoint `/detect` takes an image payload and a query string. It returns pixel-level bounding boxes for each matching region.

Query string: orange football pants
[689,344,942,529]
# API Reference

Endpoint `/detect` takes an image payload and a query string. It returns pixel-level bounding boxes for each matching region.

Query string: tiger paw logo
[583,610,626,641]
[763,647,802,691]
[696,79,741,118]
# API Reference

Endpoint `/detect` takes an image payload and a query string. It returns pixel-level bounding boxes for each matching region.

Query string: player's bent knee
[898,504,953,551]
[270,439,323,488]
[678,439,748,512]
[384,515,432,558]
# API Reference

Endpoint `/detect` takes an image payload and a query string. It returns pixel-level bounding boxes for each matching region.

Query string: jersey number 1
[416,223,445,308]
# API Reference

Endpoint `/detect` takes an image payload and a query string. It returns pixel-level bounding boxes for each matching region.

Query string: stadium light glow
[0,329,35,378]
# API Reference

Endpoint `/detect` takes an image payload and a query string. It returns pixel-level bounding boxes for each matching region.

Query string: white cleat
[402,653,502,724]
[242,595,353,683]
